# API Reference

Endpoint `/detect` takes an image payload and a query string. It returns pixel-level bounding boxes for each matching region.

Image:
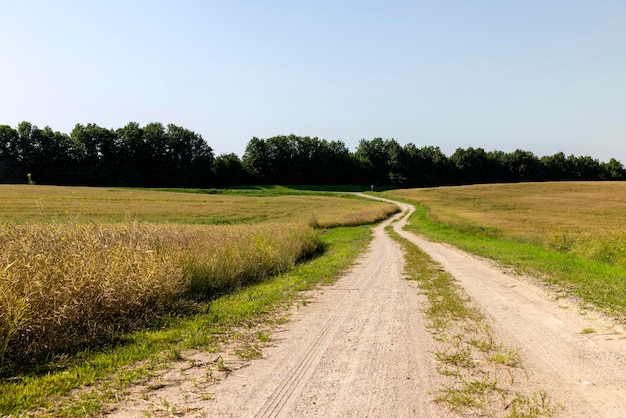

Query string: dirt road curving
[108,196,626,417]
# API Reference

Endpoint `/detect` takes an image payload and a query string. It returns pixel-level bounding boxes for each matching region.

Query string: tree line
[1,121,624,188]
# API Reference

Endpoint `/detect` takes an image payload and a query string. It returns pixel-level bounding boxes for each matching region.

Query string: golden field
[0,185,396,227]
[388,181,626,266]
[0,185,397,367]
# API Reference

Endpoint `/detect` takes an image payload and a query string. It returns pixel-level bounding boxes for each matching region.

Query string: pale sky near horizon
[1,1,625,163]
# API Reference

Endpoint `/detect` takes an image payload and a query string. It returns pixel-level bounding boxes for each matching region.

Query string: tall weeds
[0,222,319,368]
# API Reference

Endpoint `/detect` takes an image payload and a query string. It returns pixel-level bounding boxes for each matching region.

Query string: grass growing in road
[385,182,626,317]
[0,225,373,416]
[388,226,558,417]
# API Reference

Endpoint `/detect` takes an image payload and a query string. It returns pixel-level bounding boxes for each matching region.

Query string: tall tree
[504,149,544,182]
[449,147,491,184]
[213,153,248,187]
[0,125,20,182]
[602,158,626,180]
[354,138,389,185]
[242,137,271,183]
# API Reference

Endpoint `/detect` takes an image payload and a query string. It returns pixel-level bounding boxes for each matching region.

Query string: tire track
[204,209,449,417]
[253,285,357,417]
[256,215,399,417]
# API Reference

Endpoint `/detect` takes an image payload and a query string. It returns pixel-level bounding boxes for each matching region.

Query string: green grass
[139,184,390,197]
[0,225,372,416]
[387,226,557,417]
[398,202,626,317]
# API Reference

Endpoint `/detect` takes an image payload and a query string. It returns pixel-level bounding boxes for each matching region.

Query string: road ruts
[207,207,450,417]
[253,280,358,417]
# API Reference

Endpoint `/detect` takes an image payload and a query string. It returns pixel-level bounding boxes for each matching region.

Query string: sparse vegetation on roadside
[385,182,626,318]
[388,227,558,417]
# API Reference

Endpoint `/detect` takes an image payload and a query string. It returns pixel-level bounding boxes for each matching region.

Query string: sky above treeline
[1,1,625,163]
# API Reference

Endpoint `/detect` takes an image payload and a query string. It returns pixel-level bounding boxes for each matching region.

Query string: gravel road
[108,196,626,417]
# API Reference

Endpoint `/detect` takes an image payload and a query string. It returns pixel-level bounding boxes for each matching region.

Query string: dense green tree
[602,158,626,180]
[317,139,355,184]
[385,139,410,186]
[486,150,506,181]
[503,149,544,181]
[541,152,572,180]
[414,145,452,186]
[567,155,603,180]
[242,137,271,183]
[0,125,21,182]
[70,123,120,184]
[449,147,492,184]
[213,153,248,187]
[354,138,390,185]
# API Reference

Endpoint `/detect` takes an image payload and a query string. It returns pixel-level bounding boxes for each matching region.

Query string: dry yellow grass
[391,182,626,237]
[388,181,626,265]
[0,185,397,227]
[0,222,319,366]
[0,185,397,368]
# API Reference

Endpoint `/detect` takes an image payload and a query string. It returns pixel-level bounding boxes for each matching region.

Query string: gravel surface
[106,196,626,417]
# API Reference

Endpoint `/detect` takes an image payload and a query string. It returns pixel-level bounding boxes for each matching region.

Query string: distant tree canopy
[0,122,624,188]
[0,122,213,187]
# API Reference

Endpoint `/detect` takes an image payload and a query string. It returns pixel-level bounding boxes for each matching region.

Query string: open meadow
[385,181,626,315]
[0,185,398,415]
[0,185,394,227]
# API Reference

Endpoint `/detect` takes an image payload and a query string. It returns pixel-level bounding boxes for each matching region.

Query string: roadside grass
[388,226,558,417]
[0,185,397,226]
[0,225,372,416]
[384,183,626,317]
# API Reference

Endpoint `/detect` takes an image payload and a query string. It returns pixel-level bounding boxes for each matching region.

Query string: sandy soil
[105,196,626,417]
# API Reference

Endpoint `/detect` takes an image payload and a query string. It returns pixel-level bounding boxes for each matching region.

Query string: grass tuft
[388,227,558,417]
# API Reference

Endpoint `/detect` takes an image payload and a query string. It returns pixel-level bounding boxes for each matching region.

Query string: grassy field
[384,181,626,316]
[0,185,395,227]
[0,185,397,415]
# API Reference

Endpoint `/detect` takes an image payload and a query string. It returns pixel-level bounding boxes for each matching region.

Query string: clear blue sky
[1,1,625,163]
